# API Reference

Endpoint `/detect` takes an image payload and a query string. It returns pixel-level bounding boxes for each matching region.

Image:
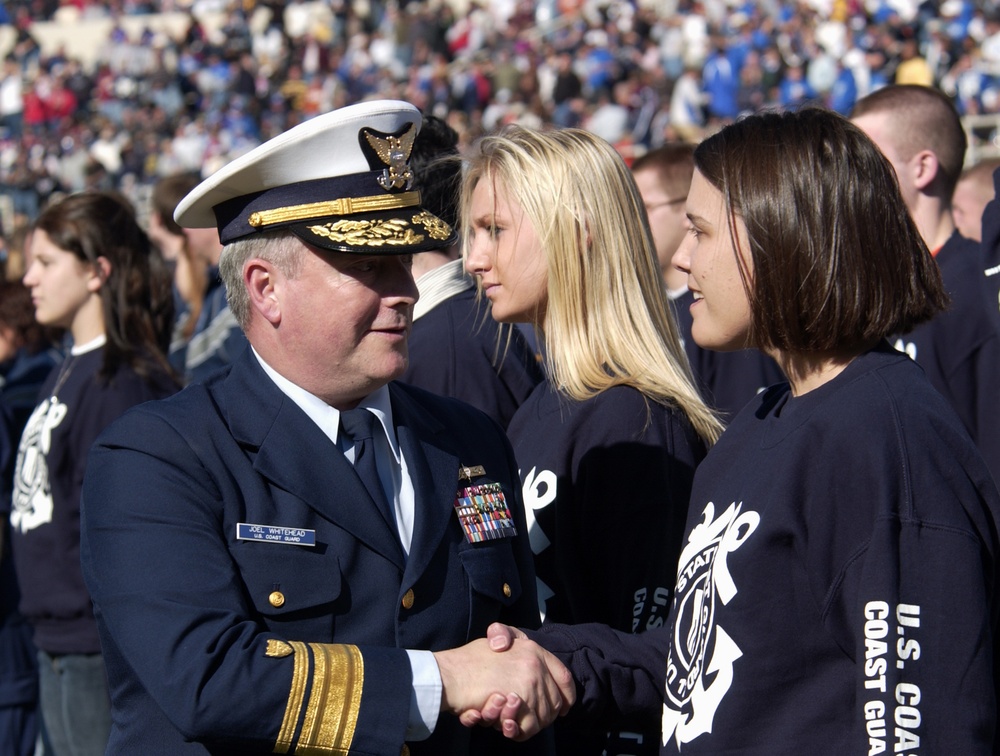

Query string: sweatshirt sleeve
[830,512,997,754]
[528,621,669,729]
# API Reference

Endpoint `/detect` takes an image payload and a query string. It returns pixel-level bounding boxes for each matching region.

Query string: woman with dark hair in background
[9,191,179,755]
[0,279,62,427]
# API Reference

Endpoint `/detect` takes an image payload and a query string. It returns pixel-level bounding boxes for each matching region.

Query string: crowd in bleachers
[0,0,998,263]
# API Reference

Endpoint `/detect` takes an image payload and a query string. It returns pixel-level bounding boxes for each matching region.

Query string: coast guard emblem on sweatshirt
[662,501,759,748]
[10,397,66,533]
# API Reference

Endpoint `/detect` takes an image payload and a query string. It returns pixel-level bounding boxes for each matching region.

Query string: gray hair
[219,231,305,328]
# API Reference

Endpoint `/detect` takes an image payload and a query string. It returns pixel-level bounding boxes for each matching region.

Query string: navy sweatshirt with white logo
[508,382,706,755]
[533,344,1000,754]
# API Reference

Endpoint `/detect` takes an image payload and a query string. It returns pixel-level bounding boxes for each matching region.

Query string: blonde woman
[463,125,723,756]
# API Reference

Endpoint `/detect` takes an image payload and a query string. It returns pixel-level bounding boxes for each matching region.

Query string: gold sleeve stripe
[248,191,422,228]
[295,643,364,755]
[273,640,310,754]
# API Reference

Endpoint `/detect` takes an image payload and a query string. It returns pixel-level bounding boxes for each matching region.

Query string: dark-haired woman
[9,191,179,756]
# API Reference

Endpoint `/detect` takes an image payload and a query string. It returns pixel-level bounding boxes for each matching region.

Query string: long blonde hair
[461,125,722,445]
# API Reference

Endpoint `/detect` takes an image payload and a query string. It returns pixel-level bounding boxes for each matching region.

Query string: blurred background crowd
[0,0,998,279]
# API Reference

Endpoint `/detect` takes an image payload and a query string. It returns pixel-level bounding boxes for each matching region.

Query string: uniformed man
[79,100,571,755]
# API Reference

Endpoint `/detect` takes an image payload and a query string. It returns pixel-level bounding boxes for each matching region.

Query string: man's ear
[245,259,282,326]
[912,149,940,192]
[87,256,112,293]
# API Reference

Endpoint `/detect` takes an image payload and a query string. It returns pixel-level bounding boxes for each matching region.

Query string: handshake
[433,623,576,740]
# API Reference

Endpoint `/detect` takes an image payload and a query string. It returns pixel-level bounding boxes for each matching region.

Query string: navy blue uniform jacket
[79,349,543,755]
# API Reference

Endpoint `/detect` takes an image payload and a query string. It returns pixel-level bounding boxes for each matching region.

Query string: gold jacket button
[400,745,410,756]
[401,589,415,610]
[502,583,512,598]
[269,591,285,608]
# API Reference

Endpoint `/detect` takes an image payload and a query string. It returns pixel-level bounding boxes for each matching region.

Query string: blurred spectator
[148,172,208,349]
[953,157,1000,242]
[166,188,247,385]
[666,61,706,143]
[550,50,583,128]
[0,280,60,756]
[827,60,858,114]
[778,63,818,108]
[701,41,739,124]
[895,37,934,86]
[0,56,23,140]
[0,281,61,420]
[2,225,31,282]
[941,50,996,115]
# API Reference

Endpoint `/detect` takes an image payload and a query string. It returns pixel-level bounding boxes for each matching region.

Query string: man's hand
[456,624,540,738]
[483,621,521,651]
[434,628,575,741]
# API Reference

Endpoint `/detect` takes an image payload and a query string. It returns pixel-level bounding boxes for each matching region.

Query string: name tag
[236,522,316,546]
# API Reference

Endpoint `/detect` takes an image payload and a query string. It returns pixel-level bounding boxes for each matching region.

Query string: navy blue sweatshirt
[531,344,1000,754]
[508,382,706,756]
[10,345,177,654]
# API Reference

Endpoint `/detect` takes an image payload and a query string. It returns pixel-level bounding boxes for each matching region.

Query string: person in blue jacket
[701,42,741,124]
[472,108,1000,754]
[79,100,572,756]
[0,280,60,756]
[463,125,723,756]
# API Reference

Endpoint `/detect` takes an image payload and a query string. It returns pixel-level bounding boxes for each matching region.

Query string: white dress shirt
[252,348,442,738]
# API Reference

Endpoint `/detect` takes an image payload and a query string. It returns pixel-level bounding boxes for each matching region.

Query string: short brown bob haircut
[693,107,948,354]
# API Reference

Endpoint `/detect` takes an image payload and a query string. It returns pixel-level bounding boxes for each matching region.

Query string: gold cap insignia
[364,123,417,191]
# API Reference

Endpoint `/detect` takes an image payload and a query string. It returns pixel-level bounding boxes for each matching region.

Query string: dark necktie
[339,408,395,530]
